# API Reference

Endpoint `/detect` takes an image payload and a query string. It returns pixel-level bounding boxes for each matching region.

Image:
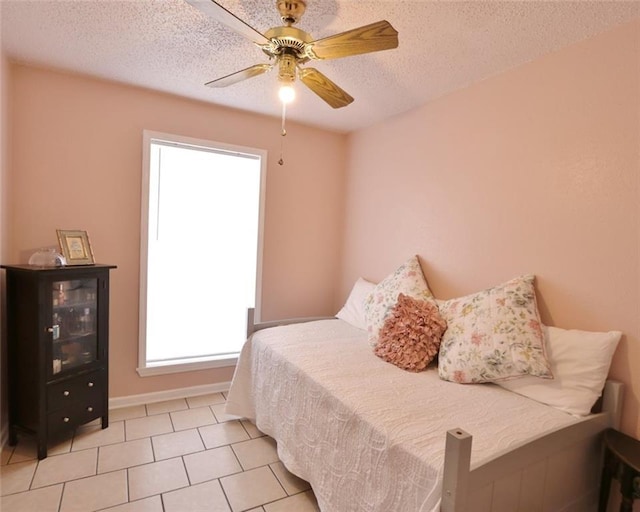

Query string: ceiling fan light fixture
[278,83,296,104]
[277,53,297,82]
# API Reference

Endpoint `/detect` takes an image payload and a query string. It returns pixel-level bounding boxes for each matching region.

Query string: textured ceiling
[2,0,639,133]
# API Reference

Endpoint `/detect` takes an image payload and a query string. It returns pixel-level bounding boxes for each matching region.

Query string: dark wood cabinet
[1,264,116,459]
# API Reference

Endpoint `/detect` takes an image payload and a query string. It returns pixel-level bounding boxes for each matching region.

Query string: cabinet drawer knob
[63,391,70,397]
[87,382,94,388]
[63,417,70,423]
[87,406,94,412]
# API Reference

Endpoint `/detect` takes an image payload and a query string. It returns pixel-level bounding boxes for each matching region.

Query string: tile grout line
[150,431,157,462]
[229,441,246,472]
[168,410,177,434]
[217,474,234,512]
[69,428,77,453]
[210,404,220,424]
[27,453,39,491]
[179,455,192,487]
[195,422,209,453]
[238,419,252,439]
[94,444,100,476]
[125,467,130,508]
[268,463,289,496]
[57,482,65,512]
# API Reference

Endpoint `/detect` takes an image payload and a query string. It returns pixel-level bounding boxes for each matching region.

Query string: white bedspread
[225,319,583,512]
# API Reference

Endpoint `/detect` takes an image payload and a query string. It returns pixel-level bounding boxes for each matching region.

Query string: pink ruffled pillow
[374,293,447,372]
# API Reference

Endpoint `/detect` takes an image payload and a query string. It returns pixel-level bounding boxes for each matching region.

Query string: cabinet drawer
[47,401,104,438]
[47,369,104,411]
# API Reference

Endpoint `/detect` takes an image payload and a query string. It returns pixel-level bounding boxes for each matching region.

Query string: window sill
[137,355,238,377]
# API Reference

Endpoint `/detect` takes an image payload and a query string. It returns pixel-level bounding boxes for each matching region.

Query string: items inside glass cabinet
[51,278,98,374]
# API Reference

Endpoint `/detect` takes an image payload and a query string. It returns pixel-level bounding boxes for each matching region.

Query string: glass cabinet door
[50,278,98,375]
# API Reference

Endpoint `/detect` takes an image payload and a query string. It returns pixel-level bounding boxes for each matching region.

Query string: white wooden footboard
[441,380,624,512]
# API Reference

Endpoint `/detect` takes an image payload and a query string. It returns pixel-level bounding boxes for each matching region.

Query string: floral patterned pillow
[374,293,447,372]
[364,256,436,347]
[437,275,553,383]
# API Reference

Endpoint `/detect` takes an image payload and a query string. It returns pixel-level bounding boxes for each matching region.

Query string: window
[138,131,266,376]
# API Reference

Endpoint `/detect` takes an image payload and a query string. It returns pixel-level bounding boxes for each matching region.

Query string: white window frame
[137,130,267,377]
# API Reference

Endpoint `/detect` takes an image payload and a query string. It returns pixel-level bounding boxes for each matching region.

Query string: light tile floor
[0,392,319,512]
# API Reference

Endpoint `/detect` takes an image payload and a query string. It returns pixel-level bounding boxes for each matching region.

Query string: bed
[226,311,623,512]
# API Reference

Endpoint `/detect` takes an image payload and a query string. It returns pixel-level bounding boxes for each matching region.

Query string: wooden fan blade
[206,64,273,87]
[299,68,354,109]
[185,0,269,45]
[307,20,398,60]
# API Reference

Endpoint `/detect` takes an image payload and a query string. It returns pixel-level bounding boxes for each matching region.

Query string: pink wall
[7,65,347,398]
[341,20,640,437]
[0,35,10,442]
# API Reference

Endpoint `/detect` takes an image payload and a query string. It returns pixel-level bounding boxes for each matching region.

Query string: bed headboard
[246,308,334,338]
[598,379,624,429]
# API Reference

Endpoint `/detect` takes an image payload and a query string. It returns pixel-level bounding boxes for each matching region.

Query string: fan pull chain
[278,102,287,166]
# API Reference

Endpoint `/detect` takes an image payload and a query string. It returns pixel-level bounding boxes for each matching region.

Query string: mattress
[225,319,584,512]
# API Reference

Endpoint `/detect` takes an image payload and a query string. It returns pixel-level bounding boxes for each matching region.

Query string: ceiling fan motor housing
[262,26,312,63]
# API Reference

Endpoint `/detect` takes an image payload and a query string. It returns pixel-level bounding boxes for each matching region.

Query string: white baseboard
[109,381,232,410]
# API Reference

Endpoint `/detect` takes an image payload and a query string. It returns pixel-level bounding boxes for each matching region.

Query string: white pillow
[336,278,376,330]
[498,325,622,416]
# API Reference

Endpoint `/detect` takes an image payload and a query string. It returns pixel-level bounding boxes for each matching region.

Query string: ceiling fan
[185,0,399,108]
